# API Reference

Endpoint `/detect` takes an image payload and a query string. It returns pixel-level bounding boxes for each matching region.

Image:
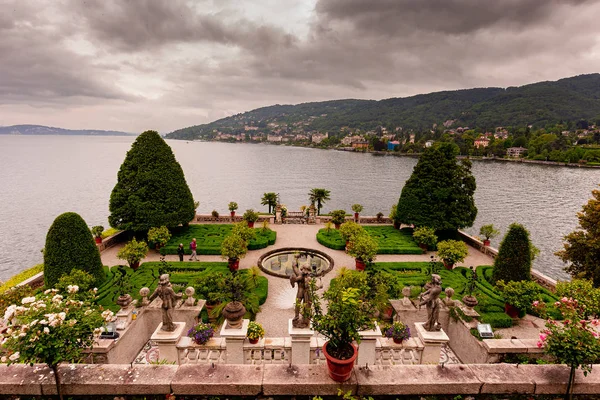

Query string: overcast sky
[1,0,599,133]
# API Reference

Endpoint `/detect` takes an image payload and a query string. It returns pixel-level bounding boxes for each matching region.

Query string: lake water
[0,135,597,281]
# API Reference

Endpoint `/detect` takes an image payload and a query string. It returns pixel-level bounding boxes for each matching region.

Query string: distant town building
[387,140,400,151]
[311,133,328,144]
[295,134,309,141]
[267,135,282,142]
[507,147,527,158]
[474,137,490,148]
[425,140,434,148]
[409,134,415,144]
[341,135,363,146]
[244,125,259,131]
[352,141,369,149]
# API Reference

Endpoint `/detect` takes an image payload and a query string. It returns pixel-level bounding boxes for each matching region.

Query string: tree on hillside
[492,223,532,284]
[109,130,195,232]
[396,142,477,230]
[308,188,331,216]
[44,212,105,288]
[261,192,278,214]
[556,188,600,286]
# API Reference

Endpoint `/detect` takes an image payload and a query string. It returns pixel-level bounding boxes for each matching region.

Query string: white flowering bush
[1,285,111,367]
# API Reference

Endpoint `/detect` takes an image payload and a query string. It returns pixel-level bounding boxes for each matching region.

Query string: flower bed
[160,224,276,255]
[96,261,268,312]
[317,227,423,254]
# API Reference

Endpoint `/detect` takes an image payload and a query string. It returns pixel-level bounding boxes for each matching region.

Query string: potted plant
[242,209,260,228]
[462,266,478,309]
[218,272,261,328]
[351,204,363,222]
[496,280,541,318]
[338,221,365,251]
[91,226,104,244]
[187,322,215,345]
[114,266,133,308]
[247,321,265,344]
[346,233,378,271]
[147,226,171,250]
[192,271,226,322]
[117,238,149,270]
[330,210,347,229]
[389,205,400,229]
[220,233,247,271]
[309,279,375,382]
[376,212,384,222]
[436,240,468,270]
[479,224,500,246]
[228,201,238,218]
[412,226,437,252]
[211,210,219,218]
[382,321,411,344]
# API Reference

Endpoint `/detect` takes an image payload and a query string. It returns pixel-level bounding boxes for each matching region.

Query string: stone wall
[4,363,600,397]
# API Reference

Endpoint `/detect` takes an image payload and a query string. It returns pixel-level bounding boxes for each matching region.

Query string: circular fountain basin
[258,247,334,278]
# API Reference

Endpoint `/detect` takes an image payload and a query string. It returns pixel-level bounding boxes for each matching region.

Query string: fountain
[257,247,334,278]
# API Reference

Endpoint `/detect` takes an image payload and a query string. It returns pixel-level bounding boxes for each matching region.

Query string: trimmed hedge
[480,312,514,328]
[96,262,268,313]
[160,224,276,255]
[317,227,423,254]
[0,264,43,294]
[44,212,105,288]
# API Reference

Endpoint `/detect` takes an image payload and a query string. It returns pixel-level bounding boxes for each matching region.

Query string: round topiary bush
[43,212,105,288]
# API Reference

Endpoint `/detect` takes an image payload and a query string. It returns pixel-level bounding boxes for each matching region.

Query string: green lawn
[160,224,276,255]
[317,226,422,254]
[96,261,268,314]
[371,262,559,328]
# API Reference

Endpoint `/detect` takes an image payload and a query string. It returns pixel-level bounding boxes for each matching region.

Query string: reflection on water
[0,136,597,280]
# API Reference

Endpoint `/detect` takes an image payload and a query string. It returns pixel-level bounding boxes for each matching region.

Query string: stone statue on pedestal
[290,254,319,328]
[419,274,442,331]
[149,274,182,332]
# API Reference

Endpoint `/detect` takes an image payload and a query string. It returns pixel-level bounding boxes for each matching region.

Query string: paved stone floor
[101,223,543,353]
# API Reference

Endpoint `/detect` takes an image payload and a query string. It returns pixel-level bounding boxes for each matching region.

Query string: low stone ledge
[42,364,177,396]
[171,364,262,396]
[0,364,51,395]
[262,364,356,396]
[482,339,529,354]
[468,364,535,394]
[519,364,569,394]
[355,364,481,396]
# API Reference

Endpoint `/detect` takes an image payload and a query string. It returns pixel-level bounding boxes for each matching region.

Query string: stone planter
[222,301,246,329]
[462,295,478,309]
[116,294,132,308]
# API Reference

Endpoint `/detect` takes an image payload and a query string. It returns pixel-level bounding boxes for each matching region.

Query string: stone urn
[462,295,478,309]
[116,293,132,308]
[222,301,246,329]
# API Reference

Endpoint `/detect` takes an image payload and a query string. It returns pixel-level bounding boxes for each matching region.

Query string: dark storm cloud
[73,0,296,53]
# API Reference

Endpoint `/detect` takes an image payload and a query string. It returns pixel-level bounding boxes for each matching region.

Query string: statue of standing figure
[419,274,442,331]
[149,274,183,332]
[290,254,320,328]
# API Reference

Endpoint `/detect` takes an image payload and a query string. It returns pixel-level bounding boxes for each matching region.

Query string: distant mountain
[166,74,600,140]
[0,125,134,136]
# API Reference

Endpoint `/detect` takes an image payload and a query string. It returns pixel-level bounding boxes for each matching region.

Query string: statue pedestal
[151,322,186,363]
[415,322,449,364]
[357,323,381,367]
[221,319,249,364]
[288,319,314,365]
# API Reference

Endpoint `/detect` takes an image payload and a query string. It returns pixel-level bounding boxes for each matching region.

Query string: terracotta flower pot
[323,342,357,382]
[355,258,366,271]
[249,338,259,344]
[393,221,400,229]
[443,260,454,270]
[247,221,255,228]
[228,258,240,271]
[418,243,428,252]
[393,337,404,344]
[130,261,140,271]
[230,211,236,218]
[354,212,359,222]
[95,237,102,244]
[334,223,341,229]
[483,239,491,246]
[505,303,520,318]
[205,303,218,323]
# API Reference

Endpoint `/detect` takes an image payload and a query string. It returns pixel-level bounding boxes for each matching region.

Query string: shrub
[0,285,36,316]
[347,233,378,263]
[91,226,104,238]
[109,130,195,231]
[148,226,172,247]
[492,223,533,284]
[555,279,600,318]
[412,227,437,248]
[117,238,149,267]
[0,264,43,294]
[211,210,219,218]
[192,271,227,304]
[436,240,468,265]
[330,210,347,226]
[317,228,346,250]
[339,221,365,242]
[242,209,260,223]
[220,233,248,260]
[55,269,96,292]
[351,204,363,214]
[479,312,514,328]
[101,228,119,239]
[232,222,257,242]
[44,212,105,288]
[496,280,541,313]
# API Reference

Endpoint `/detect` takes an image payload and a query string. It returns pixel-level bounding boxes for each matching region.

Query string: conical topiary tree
[109,130,195,232]
[43,212,105,288]
[492,223,532,284]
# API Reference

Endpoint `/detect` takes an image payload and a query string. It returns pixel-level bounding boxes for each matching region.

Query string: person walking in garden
[189,238,198,261]
[177,243,185,262]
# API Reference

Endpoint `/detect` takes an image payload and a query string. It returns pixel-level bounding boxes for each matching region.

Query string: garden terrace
[317,226,422,254]
[160,224,276,255]
[96,262,268,314]
[371,262,559,329]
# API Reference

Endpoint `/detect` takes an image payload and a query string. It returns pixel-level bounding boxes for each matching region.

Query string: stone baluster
[357,323,382,367]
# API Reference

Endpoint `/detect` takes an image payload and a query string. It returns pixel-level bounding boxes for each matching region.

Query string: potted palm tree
[117,238,149,270]
[91,226,104,244]
[309,279,375,382]
[412,226,437,252]
[436,240,468,270]
[479,224,500,246]
[330,210,347,229]
[351,204,363,222]
[261,192,278,214]
[346,233,378,271]
[220,233,247,271]
[228,202,238,218]
[242,209,260,228]
[308,188,331,216]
